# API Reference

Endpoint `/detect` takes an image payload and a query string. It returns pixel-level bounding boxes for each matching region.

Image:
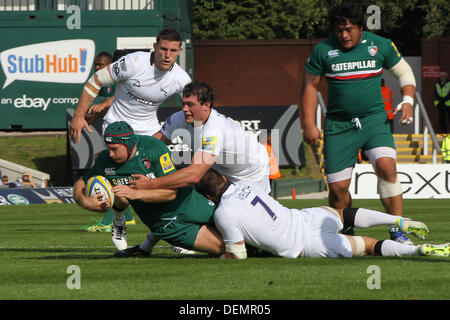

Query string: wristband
[396,96,414,111]
[402,95,414,105]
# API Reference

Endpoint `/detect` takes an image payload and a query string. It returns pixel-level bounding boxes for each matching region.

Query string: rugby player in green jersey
[299,2,416,243]
[73,121,224,257]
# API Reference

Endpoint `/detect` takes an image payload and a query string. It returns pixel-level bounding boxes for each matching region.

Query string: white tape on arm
[396,95,414,111]
[388,58,416,88]
[396,95,415,124]
[96,67,114,86]
[83,74,101,98]
[225,243,247,259]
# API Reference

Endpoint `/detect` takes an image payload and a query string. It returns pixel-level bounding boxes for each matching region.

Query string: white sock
[113,207,126,226]
[379,240,419,256]
[354,208,400,228]
[139,230,160,253]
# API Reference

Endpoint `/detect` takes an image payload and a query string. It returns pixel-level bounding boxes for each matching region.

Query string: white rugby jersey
[214,182,307,258]
[105,51,191,135]
[161,109,269,189]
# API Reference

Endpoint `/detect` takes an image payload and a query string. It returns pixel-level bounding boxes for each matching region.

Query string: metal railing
[315,91,442,164]
[316,92,327,131]
[413,91,441,163]
[0,0,154,11]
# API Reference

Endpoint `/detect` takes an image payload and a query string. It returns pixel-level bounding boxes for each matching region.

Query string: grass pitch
[0,198,449,302]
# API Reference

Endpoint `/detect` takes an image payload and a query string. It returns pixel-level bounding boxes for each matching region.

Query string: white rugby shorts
[300,207,353,258]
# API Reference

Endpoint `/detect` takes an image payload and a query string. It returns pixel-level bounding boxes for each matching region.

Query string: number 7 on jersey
[251,196,277,221]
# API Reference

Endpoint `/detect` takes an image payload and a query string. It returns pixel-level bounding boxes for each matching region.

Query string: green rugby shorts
[323,112,395,175]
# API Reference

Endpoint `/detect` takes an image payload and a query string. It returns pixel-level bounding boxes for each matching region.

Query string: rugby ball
[85,175,114,206]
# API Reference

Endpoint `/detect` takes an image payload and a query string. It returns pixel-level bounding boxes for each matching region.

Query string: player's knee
[377,177,402,199]
[194,225,224,256]
[328,181,350,195]
[328,183,351,208]
[346,235,368,256]
[113,197,129,211]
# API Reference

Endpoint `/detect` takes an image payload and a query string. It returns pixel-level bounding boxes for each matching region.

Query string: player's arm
[112,185,176,202]
[131,151,216,190]
[387,59,416,125]
[222,241,247,259]
[154,111,186,145]
[299,69,322,145]
[213,208,247,259]
[70,66,115,143]
[152,130,172,145]
[73,177,111,212]
[86,96,115,124]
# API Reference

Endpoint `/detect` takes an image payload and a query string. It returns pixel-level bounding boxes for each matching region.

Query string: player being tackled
[195,169,447,259]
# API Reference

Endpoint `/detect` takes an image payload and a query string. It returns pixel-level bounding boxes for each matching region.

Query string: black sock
[342,208,359,227]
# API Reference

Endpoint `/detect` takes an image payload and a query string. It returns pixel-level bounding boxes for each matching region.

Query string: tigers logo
[142,158,151,169]
[368,46,377,56]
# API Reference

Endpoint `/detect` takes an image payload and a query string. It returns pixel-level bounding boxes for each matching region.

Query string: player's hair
[329,1,364,29]
[157,28,182,44]
[182,81,215,108]
[195,169,227,205]
[112,49,128,62]
[96,51,113,60]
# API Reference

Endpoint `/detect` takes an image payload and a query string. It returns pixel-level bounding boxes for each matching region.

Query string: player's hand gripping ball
[85,175,114,207]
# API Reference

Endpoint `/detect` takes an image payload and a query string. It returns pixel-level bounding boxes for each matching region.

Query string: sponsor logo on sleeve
[391,41,401,57]
[201,136,217,152]
[159,152,175,173]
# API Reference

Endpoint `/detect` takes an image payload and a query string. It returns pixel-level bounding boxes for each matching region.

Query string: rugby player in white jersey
[131,80,270,193]
[195,169,449,259]
[123,81,270,257]
[69,28,192,254]
[69,28,191,142]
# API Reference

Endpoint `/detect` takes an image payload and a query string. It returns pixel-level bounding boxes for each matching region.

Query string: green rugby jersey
[305,31,402,118]
[92,83,116,105]
[84,135,214,229]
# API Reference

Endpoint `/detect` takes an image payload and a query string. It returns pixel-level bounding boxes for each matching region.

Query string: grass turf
[0,199,449,301]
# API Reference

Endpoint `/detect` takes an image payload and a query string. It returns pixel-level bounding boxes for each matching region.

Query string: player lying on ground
[73,121,224,257]
[195,169,449,259]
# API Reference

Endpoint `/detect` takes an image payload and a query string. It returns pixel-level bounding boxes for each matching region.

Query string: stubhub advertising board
[0,39,95,129]
[1,40,95,89]
[0,5,194,129]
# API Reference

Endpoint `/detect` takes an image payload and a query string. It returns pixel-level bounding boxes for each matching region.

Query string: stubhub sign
[0,39,95,89]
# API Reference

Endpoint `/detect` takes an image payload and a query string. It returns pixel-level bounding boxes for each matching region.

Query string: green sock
[124,206,134,222]
[101,206,134,225]
[100,209,114,225]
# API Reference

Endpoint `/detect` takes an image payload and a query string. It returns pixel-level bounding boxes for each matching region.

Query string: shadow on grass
[21,255,115,260]
[363,256,450,264]
[1,247,215,260]
[20,254,214,260]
